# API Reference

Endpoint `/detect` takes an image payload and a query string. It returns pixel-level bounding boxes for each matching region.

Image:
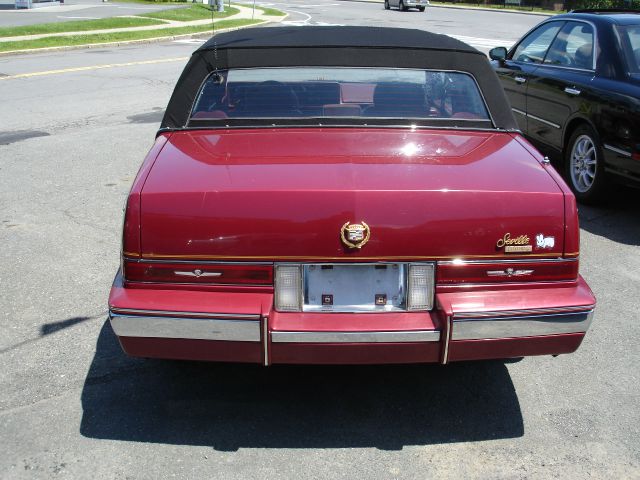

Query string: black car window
[512,21,564,64]
[544,22,594,70]
[190,67,491,122]
[616,25,640,74]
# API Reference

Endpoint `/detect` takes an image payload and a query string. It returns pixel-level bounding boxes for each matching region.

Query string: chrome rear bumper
[452,309,594,341]
[271,330,440,343]
[109,310,261,342]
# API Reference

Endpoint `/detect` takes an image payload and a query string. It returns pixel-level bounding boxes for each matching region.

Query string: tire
[564,124,607,204]
[384,0,390,9]
[418,6,425,11]
[399,0,407,11]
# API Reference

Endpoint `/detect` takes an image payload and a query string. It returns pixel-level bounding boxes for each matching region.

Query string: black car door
[526,21,596,151]
[493,21,565,132]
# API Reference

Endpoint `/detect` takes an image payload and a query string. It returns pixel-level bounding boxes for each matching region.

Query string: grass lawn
[0,17,165,38]
[141,4,239,21]
[0,18,260,53]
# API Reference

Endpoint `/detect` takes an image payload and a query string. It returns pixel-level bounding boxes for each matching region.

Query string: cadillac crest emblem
[340,221,370,249]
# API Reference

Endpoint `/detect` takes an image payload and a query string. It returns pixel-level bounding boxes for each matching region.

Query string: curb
[0,15,286,57]
[432,4,551,17]
[337,0,552,17]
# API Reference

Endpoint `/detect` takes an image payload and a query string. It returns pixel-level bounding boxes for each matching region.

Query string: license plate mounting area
[303,263,407,312]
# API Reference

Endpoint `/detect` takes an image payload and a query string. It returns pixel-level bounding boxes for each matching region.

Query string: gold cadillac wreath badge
[340,221,370,249]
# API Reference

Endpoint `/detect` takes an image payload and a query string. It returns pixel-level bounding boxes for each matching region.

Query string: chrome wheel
[569,134,597,193]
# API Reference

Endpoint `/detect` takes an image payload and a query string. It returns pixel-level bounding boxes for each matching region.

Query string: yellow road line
[0,56,188,81]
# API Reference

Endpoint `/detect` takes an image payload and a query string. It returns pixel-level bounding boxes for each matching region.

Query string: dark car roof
[558,11,640,26]
[197,26,482,55]
[160,26,517,132]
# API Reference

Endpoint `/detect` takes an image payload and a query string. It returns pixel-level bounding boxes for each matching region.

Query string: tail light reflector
[437,259,578,284]
[407,263,435,310]
[124,260,273,285]
[274,264,303,311]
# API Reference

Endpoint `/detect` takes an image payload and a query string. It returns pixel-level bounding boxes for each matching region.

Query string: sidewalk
[0,4,282,43]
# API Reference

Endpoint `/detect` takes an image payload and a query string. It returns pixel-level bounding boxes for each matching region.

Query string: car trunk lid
[139,128,565,260]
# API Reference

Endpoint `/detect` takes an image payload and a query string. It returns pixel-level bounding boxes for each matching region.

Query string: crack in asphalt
[62,209,113,234]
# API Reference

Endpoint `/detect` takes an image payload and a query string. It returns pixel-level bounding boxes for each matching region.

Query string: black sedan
[490,9,640,203]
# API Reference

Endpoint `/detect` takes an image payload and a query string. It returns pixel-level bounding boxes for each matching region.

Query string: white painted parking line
[449,34,516,50]
[0,57,188,81]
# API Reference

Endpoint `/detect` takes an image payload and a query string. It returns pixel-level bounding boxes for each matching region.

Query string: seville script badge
[496,232,532,253]
[341,221,370,249]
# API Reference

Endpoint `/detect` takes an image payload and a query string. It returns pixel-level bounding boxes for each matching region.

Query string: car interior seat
[237,81,302,117]
[364,83,428,117]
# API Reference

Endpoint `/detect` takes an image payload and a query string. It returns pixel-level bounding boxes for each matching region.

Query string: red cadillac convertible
[108,27,596,365]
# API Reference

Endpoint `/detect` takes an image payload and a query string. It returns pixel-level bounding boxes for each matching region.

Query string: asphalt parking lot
[1,1,639,478]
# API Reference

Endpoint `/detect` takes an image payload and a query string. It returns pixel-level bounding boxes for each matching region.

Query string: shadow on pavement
[578,186,639,247]
[80,321,524,450]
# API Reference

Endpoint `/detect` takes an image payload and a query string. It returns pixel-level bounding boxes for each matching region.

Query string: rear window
[617,25,640,73]
[190,67,490,122]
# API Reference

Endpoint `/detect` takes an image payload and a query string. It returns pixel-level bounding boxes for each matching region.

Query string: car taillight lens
[437,259,578,284]
[407,263,435,311]
[123,260,273,285]
[274,264,303,311]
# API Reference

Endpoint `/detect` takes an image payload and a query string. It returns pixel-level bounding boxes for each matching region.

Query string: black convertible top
[196,26,480,53]
[160,26,517,131]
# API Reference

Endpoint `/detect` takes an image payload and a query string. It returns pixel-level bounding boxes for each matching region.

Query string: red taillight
[437,259,578,284]
[124,260,273,285]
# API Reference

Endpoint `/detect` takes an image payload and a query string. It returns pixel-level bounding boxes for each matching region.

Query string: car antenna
[209,0,223,84]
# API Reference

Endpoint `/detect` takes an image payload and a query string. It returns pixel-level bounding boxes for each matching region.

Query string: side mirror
[489,47,508,63]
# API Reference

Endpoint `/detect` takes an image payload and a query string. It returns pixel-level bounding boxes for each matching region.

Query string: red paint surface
[436,275,595,317]
[137,128,566,260]
[109,271,273,316]
[270,310,441,332]
[448,333,586,362]
[119,337,262,363]
[122,135,169,257]
[512,134,580,257]
[269,342,441,365]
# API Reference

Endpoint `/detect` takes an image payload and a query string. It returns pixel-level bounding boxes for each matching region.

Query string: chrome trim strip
[138,253,568,260]
[537,64,595,74]
[271,330,441,343]
[453,306,594,319]
[125,257,273,265]
[452,310,593,340]
[109,313,261,342]
[442,315,452,364]
[109,307,260,320]
[526,113,561,129]
[512,108,526,116]
[438,257,575,265]
[174,270,222,277]
[604,144,632,158]
[486,269,534,277]
[262,317,269,366]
